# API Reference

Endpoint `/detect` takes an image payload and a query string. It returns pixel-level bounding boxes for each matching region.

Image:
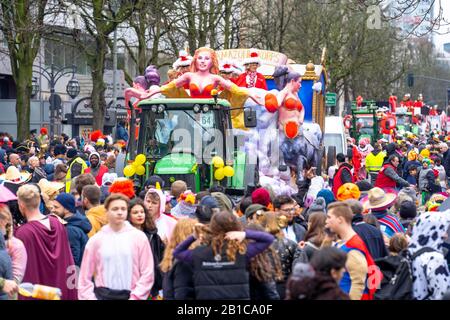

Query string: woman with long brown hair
[246,222,283,300]
[160,218,197,300]
[297,212,327,263]
[128,198,165,299]
[173,210,274,300]
[259,211,302,299]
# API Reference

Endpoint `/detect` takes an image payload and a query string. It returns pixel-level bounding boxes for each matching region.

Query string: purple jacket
[173,229,275,264]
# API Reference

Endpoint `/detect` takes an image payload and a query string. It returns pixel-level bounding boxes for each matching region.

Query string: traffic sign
[325,92,337,107]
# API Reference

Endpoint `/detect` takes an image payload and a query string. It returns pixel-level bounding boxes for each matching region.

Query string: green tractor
[131,98,258,196]
[350,104,382,144]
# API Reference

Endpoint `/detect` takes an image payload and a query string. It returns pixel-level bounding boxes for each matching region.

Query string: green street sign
[325,92,337,107]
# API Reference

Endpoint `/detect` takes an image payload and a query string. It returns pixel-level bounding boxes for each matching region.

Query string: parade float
[124,47,329,196]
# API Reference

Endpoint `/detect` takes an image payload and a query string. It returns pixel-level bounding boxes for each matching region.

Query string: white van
[323,116,347,169]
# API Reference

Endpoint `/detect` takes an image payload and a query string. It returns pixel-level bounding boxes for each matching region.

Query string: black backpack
[374,247,435,300]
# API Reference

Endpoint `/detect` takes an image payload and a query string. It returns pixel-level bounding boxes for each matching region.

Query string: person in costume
[172,50,193,77]
[235,49,268,90]
[357,138,373,181]
[78,193,154,300]
[400,93,414,113]
[388,94,397,113]
[413,94,424,115]
[15,184,77,300]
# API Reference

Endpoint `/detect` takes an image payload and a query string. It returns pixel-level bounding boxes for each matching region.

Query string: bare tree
[0,0,63,140]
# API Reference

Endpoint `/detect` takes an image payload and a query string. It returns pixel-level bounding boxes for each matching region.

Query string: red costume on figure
[389,95,397,112]
[235,72,268,90]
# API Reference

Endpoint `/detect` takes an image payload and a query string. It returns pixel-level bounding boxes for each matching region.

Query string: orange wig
[190,47,219,75]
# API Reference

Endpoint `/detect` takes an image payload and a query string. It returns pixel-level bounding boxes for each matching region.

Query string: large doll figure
[144,47,277,129]
[235,49,268,90]
[268,66,321,185]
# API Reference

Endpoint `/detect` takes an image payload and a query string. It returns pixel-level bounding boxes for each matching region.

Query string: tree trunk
[15,66,33,141]
[89,39,107,131]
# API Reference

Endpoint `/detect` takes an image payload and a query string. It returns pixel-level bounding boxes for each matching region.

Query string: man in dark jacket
[345,199,388,260]
[332,153,353,198]
[273,195,306,242]
[439,142,450,185]
[52,193,92,266]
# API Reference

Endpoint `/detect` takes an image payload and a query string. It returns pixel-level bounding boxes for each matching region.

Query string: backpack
[374,247,435,300]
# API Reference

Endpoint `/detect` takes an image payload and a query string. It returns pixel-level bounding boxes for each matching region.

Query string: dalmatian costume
[408,211,450,300]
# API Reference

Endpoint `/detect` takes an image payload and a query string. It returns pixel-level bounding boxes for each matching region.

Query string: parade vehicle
[133,97,259,195]
[346,103,382,143]
[324,116,347,170]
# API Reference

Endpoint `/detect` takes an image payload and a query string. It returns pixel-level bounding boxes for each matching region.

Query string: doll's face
[291,77,302,91]
[196,51,213,72]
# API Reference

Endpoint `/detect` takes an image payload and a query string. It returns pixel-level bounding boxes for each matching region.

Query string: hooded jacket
[85,152,108,186]
[78,221,154,300]
[86,205,108,238]
[352,214,388,260]
[65,212,92,266]
[408,211,450,300]
[145,188,177,243]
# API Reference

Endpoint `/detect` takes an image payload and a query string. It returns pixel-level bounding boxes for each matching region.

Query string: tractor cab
[133,98,257,196]
[350,104,381,143]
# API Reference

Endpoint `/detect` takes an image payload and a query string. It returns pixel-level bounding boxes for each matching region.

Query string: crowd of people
[0,46,450,301]
[0,122,449,301]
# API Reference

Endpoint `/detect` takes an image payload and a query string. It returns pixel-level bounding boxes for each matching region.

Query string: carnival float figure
[143,47,278,129]
[235,49,268,90]
[267,66,321,185]
[389,94,397,113]
[124,65,161,112]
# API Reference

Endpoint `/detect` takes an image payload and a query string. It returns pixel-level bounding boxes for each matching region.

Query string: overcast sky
[433,1,450,55]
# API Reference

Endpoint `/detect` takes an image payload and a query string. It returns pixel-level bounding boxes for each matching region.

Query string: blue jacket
[116,124,129,142]
[352,214,388,260]
[0,236,13,300]
[65,212,92,266]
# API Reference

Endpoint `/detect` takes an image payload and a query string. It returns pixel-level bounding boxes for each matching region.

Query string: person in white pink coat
[144,188,177,245]
[78,193,154,300]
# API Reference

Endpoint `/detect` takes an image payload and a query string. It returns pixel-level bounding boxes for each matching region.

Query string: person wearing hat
[402,150,421,179]
[219,61,234,81]
[251,187,273,210]
[418,157,440,205]
[332,153,354,198]
[337,183,361,202]
[52,193,92,266]
[85,152,108,187]
[245,204,269,224]
[195,195,220,224]
[65,148,87,193]
[234,49,268,90]
[0,166,31,195]
[375,155,412,190]
[172,50,193,76]
[362,187,405,239]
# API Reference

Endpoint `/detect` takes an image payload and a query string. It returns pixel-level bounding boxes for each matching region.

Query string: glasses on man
[281,207,296,213]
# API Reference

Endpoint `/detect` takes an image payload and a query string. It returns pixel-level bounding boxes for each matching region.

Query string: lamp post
[32,64,80,139]
[111,0,120,111]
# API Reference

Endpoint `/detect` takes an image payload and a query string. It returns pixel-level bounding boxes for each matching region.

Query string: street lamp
[32,64,80,139]
[31,77,39,97]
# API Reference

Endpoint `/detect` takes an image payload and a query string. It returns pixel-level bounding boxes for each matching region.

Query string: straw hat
[38,179,64,199]
[0,166,31,184]
[361,187,397,210]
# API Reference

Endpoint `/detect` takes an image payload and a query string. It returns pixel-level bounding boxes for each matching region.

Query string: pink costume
[77,221,154,300]
[145,188,177,244]
[7,237,27,283]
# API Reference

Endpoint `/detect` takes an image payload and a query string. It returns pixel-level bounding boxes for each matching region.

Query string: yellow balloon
[212,156,224,168]
[132,161,140,168]
[223,166,235,177]
[214,167,225,180]
[136,165,145,176]
[123,165,136,177]
[135,154,146,165]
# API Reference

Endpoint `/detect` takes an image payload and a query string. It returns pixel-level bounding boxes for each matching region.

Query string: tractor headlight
[202,104,210,113]
[151,105,158,113]
[193,104,201,113]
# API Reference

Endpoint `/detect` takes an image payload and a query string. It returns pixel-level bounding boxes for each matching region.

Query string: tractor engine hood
[154,153,198,175]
